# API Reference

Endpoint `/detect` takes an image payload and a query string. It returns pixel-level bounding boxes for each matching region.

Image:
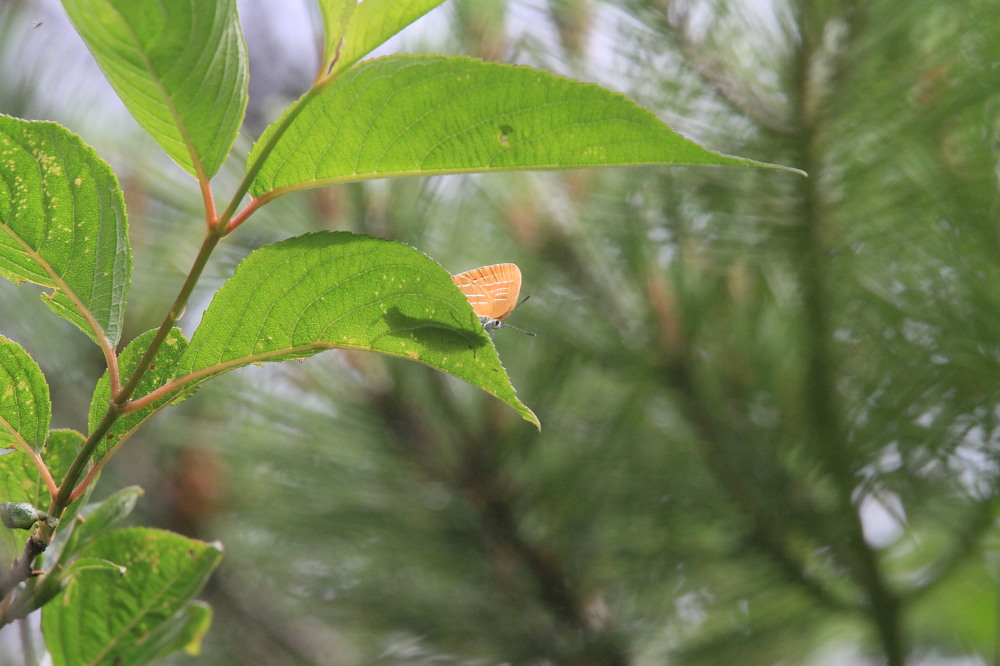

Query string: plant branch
[661,347,853,612]
[102,332,122,396]
[219,85,324,234]
[114,232,223,407]
[200,175,217,231]
[2,204,232,620]
[68,463,103,504]
[45,230,224,526]
[225,195,267,234]
[789,1,903,663]
[48,402,120,521]
[0,533,46,620]
[369,372,628,664]
[0,402,119,620]
[905,496,997,604]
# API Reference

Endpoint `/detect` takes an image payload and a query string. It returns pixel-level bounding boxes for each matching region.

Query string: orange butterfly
[452,263,533,334]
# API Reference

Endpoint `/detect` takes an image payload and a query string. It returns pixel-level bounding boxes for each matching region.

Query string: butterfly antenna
[502,293,535,334]
[502,322,536,336]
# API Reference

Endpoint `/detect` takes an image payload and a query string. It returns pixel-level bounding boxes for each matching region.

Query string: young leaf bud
[0,502,50,530]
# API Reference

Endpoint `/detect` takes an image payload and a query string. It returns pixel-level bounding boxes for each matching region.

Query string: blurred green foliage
[2,0,999,663]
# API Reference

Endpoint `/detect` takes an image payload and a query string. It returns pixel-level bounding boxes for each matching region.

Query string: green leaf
[0,450,40,518]
[330,0,448,78]
[123,600,213,663]
[0,461,36,506]
[0,429,80,512]
[0,451,32,562]
[249,55,796,198]
[0,116,131,346]
[316,0,356,74]
[43,484,142,593]
[88,328,190,462]
[10,557,126,620]
[76,486,144,539]
[42,430,84,488]
[56,486,144,561]
[42,527,222,666]
[0,336,50,453]
[176,231,539,428]
[62,557,126,576]
[61,0,248,179]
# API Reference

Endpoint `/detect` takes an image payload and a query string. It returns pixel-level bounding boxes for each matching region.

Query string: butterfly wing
[452,263,522,322]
